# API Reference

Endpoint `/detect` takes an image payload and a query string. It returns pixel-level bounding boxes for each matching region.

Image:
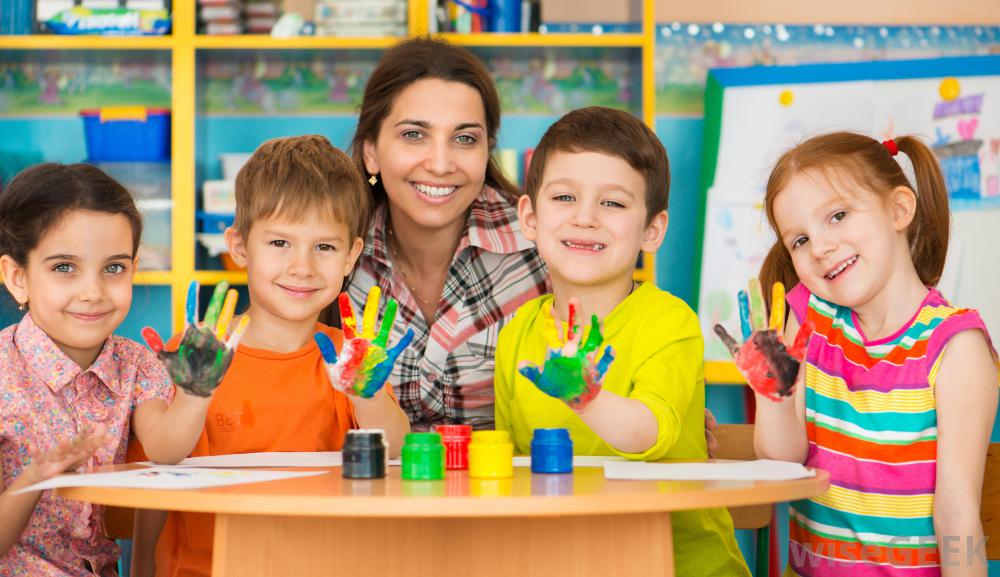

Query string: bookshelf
[0,0,660,334]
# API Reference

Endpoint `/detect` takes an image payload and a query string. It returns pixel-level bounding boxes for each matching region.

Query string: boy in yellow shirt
[495,107,750,576]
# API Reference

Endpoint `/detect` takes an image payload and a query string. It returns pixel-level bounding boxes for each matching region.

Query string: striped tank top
[784,283,993,577]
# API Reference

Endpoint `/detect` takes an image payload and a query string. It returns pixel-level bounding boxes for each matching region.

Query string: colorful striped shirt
[347,186,549,431]
[785,284,995,577]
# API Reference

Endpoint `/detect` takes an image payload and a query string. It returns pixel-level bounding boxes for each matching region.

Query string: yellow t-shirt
[495,283,751,577]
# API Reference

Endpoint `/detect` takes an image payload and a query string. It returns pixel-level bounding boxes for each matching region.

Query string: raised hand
[315,288,414,398]
[518,298,615,410]
[28,422,110,481]
[713,279,813,402]
[141,281,249,397]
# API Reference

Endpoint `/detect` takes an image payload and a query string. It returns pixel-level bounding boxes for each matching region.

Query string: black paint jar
[343,429,387,479]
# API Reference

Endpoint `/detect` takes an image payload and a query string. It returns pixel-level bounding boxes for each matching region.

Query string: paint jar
[434,424,472,470]
[401,432,445,480]
[342,429,387,479]
[468,431,514,479]
[530,428,573,474]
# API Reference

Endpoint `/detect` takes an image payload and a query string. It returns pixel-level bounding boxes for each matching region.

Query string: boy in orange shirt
[132,135,410,577]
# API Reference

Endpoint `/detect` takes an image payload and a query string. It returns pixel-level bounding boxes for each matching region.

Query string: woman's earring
[368,174,378,186]
[17,301,25,311]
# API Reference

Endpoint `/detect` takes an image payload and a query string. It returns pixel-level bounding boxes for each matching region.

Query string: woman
[327,38,548,431]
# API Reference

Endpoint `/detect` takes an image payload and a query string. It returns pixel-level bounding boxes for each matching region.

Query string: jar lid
[471,430,511,444]
[404,432,442,445]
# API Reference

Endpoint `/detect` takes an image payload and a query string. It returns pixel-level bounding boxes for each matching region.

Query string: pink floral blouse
[0,313,173,577]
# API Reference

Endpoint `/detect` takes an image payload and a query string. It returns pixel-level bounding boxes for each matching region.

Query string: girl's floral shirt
[0,313,173,577]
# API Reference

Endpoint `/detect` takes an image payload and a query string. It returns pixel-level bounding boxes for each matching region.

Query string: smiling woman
[325,38,549,431]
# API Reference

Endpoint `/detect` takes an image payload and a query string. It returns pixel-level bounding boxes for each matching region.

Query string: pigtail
[759,241,799,320]
[894,136,950,286]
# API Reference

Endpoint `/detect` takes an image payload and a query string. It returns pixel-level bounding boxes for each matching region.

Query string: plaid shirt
[348,186,548,431]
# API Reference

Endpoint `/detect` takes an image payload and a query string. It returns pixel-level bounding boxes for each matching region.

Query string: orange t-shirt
[153,323,358,577]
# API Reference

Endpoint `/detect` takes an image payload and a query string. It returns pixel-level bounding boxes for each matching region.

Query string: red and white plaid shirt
[347,186,548,430]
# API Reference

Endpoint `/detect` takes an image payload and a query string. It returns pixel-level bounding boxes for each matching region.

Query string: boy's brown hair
[523,106,669,225]
[234,134,371,239]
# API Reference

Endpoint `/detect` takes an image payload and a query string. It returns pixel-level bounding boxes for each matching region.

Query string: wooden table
[59,464,829,577]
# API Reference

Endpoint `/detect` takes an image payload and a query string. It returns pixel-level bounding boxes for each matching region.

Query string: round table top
[57,463,829,519]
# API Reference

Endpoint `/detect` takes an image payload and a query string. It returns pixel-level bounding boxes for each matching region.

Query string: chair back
[714,424,772,529]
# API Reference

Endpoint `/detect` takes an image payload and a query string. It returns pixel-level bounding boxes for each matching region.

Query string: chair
[104,505,135,540]
[982,443,1000,561]
[714,424,772,577]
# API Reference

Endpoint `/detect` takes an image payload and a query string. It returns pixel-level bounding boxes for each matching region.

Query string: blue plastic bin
[80,108,171,162]
[197,211,235,233]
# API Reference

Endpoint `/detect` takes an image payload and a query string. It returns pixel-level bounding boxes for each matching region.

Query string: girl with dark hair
[0,163,215,576]
[734,132,998,575]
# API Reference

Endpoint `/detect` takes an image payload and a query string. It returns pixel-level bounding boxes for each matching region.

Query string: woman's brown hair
[350,37,519,206]
[760,132,951,295]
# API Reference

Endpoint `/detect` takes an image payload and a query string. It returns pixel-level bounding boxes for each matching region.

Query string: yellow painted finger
[769,282,785,333]
[361,286,380,340]
[215,289,239,340]
[748,278,767,331]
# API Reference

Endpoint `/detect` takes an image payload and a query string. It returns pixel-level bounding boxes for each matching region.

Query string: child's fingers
[594,345,615,380]
[747,278,767,332]
[186,280,200,326]
[769,282,785,333]
[314,332,339,365]
[141,327,165,354]
[215,289,239,339]
[374,298,398,349]
[517,362,543,385]
[713,324,741,357]
[339,293,358,340]
[566,298,579,343]
[202,282,230,328]
[385,328,414,362]
[580,314,603,355]
[361,286,380,340]
[226,316,250,350]
[737,290,751,340]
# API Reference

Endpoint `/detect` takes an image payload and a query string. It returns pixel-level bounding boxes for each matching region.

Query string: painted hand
[518,298,615,410]
[713,279,813,402]
[141,281,248,397]
[315,289,414,398]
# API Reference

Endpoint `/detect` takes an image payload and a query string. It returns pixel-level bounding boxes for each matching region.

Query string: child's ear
[344,237,364,277]
[517,195,538,242]
[0,255,28,308]
[362,139,379,176]
[640,210,669,253]
[224,226,248,268]
[890,185,917,232]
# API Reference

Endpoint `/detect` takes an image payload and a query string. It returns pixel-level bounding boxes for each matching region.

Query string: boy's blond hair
[234,134,371,239]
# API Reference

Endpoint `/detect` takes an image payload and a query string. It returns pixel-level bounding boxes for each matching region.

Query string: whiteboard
[697,56,1000,360]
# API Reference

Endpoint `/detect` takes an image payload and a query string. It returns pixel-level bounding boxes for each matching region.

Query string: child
[0,163,218,575]
[734,132,999,575]
[134,135,411,577]
[494,107,751,577]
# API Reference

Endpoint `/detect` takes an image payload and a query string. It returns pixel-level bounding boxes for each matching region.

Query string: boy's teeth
[414,183,457,197]
[826,256,857,279]
[562,240,606,250]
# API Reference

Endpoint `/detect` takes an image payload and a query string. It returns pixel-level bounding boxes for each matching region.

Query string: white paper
[15,467,327,494]
[603,459,815,481]
[142,451,342,468]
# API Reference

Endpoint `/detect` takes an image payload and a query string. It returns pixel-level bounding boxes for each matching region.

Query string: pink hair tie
[882,139,899,156]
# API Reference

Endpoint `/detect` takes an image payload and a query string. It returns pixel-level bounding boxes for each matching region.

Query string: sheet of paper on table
[14,467,328,494]
[603,459,815,481]
[142,451,343,468]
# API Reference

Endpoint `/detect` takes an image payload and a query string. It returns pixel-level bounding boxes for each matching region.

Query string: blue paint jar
[530,428,573,474]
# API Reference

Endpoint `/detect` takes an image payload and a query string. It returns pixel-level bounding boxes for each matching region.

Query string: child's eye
[316,243,336,252]
[269,240,288,248]
[454,134,476,145]
[402,130,423,141]
[105,263,127,274]
[601,200,626,209]
[831,210,847,223]
[553,194,574,202]
[52,263,74,273]
[790,236,808,250]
